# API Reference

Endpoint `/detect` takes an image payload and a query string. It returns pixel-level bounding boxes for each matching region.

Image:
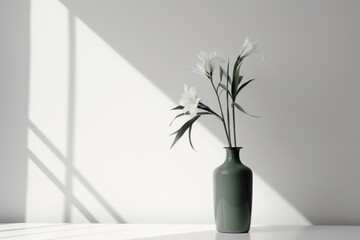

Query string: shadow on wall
[0,0,30,223]
[59,0,360,225]
[26,12,125,223]
[0,0,125,222]
[27,122,126,223]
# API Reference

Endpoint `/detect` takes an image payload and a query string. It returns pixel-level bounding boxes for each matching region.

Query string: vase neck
[224,147,242,163]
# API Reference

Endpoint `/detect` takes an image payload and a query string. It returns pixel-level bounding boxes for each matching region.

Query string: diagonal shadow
[28,149,99,223]
[26,9,125,224]
[28,121,126,223]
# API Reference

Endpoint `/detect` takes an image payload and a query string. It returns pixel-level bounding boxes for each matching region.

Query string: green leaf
[233,56,240,71]
[218,83,228,91]
[231,58,244,101]
[197,112,212,117]
[220,65,231,84]
[236,79,255,98]
[232,102,260,118]
[232,75,243,101]
[219,66,223,82]
[171,105,184,110]
[218,89,224,96]
[169,113,185,126]
[170,102,220,126]
[232,62,241,85]
[219,66,225,76]
[188,125,196,151]
[170,112,212,126]
[233,57,243,78]
[198,102,222,120]
[170,115,201,149]
[217,66,224,93]
[226,60,231,84]
[218,83,232,98]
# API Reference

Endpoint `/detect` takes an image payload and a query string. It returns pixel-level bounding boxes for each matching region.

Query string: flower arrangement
[170,37,260,150]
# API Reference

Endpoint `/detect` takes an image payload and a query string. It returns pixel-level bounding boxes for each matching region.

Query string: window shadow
[25,11,126,224]
[28,150,99,223]
[28,121,126,223]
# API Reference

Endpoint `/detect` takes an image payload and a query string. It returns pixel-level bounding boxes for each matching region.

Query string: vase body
[213,147,253,233]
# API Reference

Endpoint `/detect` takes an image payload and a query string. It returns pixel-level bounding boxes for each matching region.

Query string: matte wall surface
[1,0,360,225]
[0,0,30,222]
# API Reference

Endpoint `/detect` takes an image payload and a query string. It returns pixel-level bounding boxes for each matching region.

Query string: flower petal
[182,104,190,114]
[189,105,197,117]
[240,37,260,58]
[189,86,196,98]
[192,51,224,79]
[196,98,201,105]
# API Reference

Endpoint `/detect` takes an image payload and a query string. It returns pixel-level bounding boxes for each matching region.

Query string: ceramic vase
[213,147,253,233]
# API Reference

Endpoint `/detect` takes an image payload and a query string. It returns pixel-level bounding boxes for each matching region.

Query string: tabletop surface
[0,224,359,240]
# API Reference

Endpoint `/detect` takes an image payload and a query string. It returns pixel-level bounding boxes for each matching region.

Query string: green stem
[226,62,231,147]
[210,78,232,147]
[232,101,237,147]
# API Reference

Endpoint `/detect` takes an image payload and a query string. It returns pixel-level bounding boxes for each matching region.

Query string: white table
[0,224,359,240]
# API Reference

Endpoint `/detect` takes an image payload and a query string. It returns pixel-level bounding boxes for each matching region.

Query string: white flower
[239,37,260,59]
[179,84,201,117]
[191,51,224,79]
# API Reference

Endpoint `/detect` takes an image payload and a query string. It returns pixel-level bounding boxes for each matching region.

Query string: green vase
[213,147,253,233]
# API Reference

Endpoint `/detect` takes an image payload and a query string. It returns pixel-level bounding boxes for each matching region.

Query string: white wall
[0,0,30,223]
[1,0,360,225]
